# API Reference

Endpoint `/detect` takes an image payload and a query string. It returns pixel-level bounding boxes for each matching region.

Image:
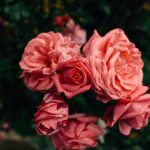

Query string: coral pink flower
[103,86,150,135]
[52,57,91,99]
[33,94,69,136]
[63,19,87,46]
[51,114,104,150]
[19,31,80,92]
[83,29,144,102]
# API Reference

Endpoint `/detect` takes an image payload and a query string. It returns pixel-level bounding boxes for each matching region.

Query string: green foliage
[0,0,150,149]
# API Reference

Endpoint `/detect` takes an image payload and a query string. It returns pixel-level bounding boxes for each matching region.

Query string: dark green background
[0,0,150,150]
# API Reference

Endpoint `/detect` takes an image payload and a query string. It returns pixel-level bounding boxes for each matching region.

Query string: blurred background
[0,0,150,150]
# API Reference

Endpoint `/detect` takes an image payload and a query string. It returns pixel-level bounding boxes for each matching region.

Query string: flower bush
[19,27,150,149]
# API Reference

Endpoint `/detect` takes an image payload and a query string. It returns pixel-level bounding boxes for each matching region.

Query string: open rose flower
[33,94,69,136]
[19,31,80,92]
[51,114,104,150]
[52,57,91,99]
[103,86,150,135]
[83,29,144,102]
[63,19,87,46]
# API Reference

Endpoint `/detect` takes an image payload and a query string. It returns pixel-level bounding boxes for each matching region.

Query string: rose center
[115,52,137,78]
[61,68,84,85]
[71,68,83,84]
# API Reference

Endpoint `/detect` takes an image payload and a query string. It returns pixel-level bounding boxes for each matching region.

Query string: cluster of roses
[19,28,150,149]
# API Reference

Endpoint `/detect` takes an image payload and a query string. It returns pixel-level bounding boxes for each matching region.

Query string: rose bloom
[33,94,69,136]
[103,86,150,136]
[51,114,104,150]
[19,31,80,92]
[83,29,144,102]
[63,19,87,46]
[52,57,91,99]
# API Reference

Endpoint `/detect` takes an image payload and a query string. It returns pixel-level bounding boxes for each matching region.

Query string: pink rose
[19,31,80,92]
[103,86,150,135]
[52,57,91,99]
[83,29,144,102]
[63,19,87,46]
[33,94,69,136]
[51,114,104,150]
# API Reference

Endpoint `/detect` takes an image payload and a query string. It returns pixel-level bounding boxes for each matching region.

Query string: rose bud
[83,29,144,102]
[103,86,150,136]
[51,114,104,150]
[54,16,64,27]
[63,15,71,22]
[52,56,91,99]
[33,94,69,136]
